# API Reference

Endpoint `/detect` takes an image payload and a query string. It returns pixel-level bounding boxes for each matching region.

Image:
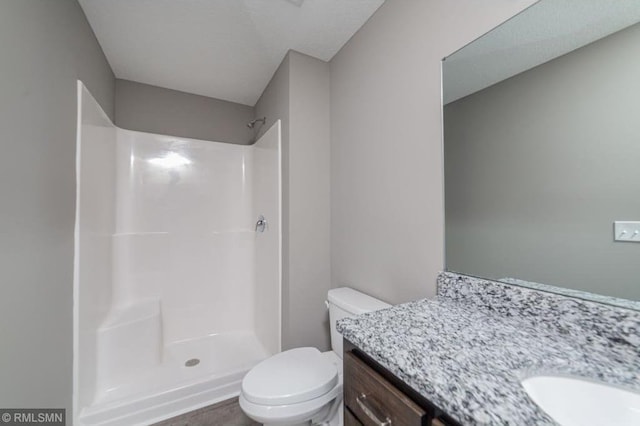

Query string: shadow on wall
[115,79,256,145]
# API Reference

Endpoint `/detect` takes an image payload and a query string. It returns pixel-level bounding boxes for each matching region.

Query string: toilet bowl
[239,287,390,426]
[239,349,343,425]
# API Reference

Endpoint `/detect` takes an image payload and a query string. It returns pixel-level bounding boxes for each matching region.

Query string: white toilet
[239,287,390,425]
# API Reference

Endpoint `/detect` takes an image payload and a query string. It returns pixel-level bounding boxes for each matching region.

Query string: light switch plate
[614,221,640,242]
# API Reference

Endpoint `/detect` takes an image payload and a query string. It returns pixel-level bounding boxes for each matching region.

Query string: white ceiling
[443,0,640,104]
[79,0,385,106]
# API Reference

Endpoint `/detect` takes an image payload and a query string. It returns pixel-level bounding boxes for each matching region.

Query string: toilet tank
[327,287,390,359]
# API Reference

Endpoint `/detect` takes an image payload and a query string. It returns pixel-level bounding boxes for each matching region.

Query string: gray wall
[329,0,536,305]
[115,79,255,144]
[255,54,292,349]
[288,52,331,351]
[255,51,331,351]
[0,0,114,414]
[445,22,640,300]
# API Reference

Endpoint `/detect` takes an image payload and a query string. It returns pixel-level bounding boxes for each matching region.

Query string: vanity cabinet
[344,340,459,426]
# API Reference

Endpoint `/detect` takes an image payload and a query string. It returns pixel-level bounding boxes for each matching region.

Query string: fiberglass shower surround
[74,82,281,425]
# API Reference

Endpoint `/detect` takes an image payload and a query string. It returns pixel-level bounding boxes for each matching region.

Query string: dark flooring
[151,398,259,426]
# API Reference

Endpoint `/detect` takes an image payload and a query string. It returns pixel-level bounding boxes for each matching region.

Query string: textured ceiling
[444,0,640,104]
[79,0,385,106]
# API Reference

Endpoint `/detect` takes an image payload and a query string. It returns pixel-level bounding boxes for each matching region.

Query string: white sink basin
[522,375,640,426]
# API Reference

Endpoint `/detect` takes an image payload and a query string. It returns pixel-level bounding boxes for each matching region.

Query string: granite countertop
[337,275,640,425]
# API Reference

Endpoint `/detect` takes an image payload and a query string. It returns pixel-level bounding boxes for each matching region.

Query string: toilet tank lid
[327,287,390,315]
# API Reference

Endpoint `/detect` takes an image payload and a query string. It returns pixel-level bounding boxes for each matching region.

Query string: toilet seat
[242,347,339,405]
[239,383,342,425]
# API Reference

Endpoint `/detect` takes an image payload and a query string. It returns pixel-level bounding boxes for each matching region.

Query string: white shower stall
[73,82,281,425]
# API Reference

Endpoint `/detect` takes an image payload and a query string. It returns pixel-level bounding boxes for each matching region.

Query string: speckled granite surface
[497,276,640,312]
[337,272,640,425]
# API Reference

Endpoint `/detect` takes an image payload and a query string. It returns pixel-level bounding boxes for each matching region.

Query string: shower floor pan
[79,331,269,426]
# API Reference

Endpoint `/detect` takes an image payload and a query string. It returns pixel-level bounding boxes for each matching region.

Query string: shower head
[247,117,266,129]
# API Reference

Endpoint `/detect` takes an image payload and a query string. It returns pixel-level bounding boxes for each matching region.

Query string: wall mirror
[443,0,640,309]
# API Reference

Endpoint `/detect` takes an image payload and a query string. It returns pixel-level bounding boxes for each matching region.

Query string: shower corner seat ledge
[99,299,161,330]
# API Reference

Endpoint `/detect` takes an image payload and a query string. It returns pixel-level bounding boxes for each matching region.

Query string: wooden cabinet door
[345,407,363,426]
[344,352,427,426]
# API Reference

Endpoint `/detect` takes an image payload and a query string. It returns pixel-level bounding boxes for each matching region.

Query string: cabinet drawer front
[345,407,363,426]
[345,352,426,426]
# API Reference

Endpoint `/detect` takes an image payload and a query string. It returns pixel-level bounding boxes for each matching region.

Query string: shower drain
[185,358,200,367]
